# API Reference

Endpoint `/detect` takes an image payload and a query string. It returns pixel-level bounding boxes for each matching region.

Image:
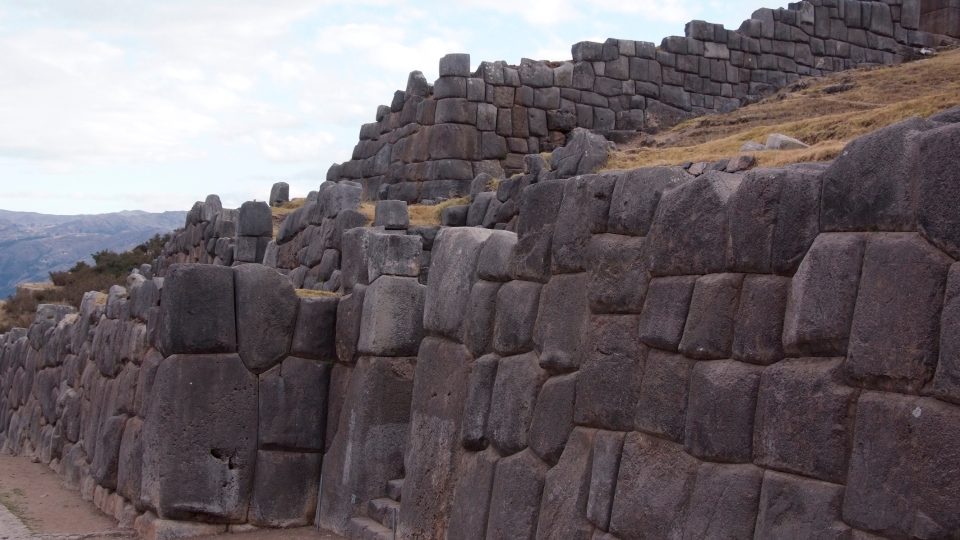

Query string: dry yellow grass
[409,197,472,227]
[606,49,960,171]
[271,198,307,238]
[295,288,339,298]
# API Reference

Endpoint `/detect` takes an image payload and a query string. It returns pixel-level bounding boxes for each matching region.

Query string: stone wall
[329,0,957,203]
[0,261,337,538]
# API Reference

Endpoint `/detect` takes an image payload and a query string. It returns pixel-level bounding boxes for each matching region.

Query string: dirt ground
[0,454,343,540]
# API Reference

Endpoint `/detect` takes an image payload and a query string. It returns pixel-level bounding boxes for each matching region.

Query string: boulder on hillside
[551,128,614,178]
[764,133,809,150]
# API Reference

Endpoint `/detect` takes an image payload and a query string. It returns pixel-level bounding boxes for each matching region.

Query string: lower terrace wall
[329,0,958,203]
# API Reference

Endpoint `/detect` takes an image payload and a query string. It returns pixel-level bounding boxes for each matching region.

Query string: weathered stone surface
[754,358,856,483]
[486,352,548,455]
[634,350,694,443]
[334,286,364,364]
[732,275,789,365]
[783,233,865,356]
[934,264,960,403]
[91,414,125,490]
[492,280,541,356]
[586,430,624,531]
[607,167,689,236]
[551,128,613,178]
[646,171,742,275]
[235,264,298,373]
[682,463,763,540]
[587,234,648,314]
[510,180,564,282]
[159,264,236,356]
[358,275,425,357]
[609,433,700,539]
[291,296,338,361]
[846,233,950,392]
[134,513,226,540]
[424,228,493,341]
[460,354,498,450]
[684,360,762,462]
[398,338,472,539]
[528,373,577,465]
[575,315,643,431]
[638,276,697,351]
[486,450,549,540]
[552,174,616,273]
[679,273,743,360]
[535,273,589,371]
[366,232,422,282]
[340,228,372,292]
[237,201,273,237]
[249,450,321,527]
[269,182,289,207]
[464,280,501,358]
[319,356,415,533]
[821,117,935,232]
[141,353,258,522]
[756,471,849,539]
[116,417,143,505]
[536,428,596,540]
[918,123,960,258]
[373,200,409,229]
[447,449,499,540]
[259,356,330,451]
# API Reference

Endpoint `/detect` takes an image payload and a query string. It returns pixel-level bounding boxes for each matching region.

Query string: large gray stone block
[783,233,865,356]
[291,295,338,361]
[237,201,273,237]
[424,228,494,342]
[486,352,548,455]
[845,233,950,392]
[235,264,298,373]
[485,450,549,539]
[159,264,236,356]
[535,273,589,371]
[732,275,789,365]
[843,392,960,538]
[269,182,289,207]
[679,273,743,360]
[551,174,617,273]
[587,234,648,314]
[510,180,564,282]
[464,280,501,358]
[551,128,613,178]
[638,276,697,351]
[366,232,422,282]
[609,433,699,539]
[373,200,409,230]
[460,354,499,451]
[249,450,321,527]
[934,263,960,403]
[684,360,762,462]
[586,430,624,531]
[821,117,935,232]
[756,471,849,539]
[528,373,577,465]
[447,449,499,540]
[492,280,542,356]
[334,287,365,364]
[357,275,425,357]
[535,428,595,540]
[683,463,762,539]
[575,315,643,431]
[918,123,960,258]
[607,167,689,236]
[140,353,258,522]
[634,350,693,443]
[259,356,330,451]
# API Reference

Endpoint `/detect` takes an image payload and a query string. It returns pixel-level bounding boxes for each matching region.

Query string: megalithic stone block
[357,275,425,357]
[159,264,236,356]
[237,200,273,237]
[269,182,289,207]
[140,353,258,523]
[249,450,321,528]
[258,356,331,451]
[235,264,298,374]
[291,295,338,361]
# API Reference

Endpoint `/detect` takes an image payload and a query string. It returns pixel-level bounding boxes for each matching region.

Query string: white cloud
[258,130,336,162]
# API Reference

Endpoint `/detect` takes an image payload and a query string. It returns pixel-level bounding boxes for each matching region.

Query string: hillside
[606,48,960,170]
[0,209,185,296]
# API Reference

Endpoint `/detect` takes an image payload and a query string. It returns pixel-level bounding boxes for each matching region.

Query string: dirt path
[0,455,344,540]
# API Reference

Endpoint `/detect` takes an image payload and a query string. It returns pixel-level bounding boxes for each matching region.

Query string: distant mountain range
[0,209,186,297]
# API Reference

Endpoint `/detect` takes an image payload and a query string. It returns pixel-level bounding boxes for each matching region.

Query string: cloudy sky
[0,0,772,215]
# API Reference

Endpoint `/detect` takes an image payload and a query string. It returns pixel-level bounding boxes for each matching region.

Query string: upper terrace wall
[328,0,958,203]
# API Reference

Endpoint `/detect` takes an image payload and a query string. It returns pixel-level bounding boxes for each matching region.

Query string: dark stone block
[551,174,617,273]
[460,354,499,451]
[645,171,742,275]
[535,428,595,540]
[358,275,425,357]
[237,201,272,237]
[249,451,321,527]
[534,273,589,371]
[575,315,644,431]
[586,430,624,531]
[638,276,698,351]
[845,233,950,392]
[843,392,960,538]
[291,296,338,361]
[609,433,699,539]
[683,463,763,539]
[607,167,689,236]
[447,448,499,540]
[141,353,258,522]
[684,360,763,462]
[528,373,577,465]
[235,264,298,373]
[486,450,549,539]
[679,273,743,360]
[917,123,960,259]
[510,180,564,283]
[492,281,542,356]
[424,228,493,342]
[587,234,648,314]
[486,352,548,455]
[756,471,849,539]
[732,275,789,365]
[464,280,501,358]
[634,350,694,442]
[159,264,236,356]
[116,417,143,505]
[259,356,330,451]
[934,264,960,403]
[821,117,935,232]
[91,414,125,491]
[783,233,865,356]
